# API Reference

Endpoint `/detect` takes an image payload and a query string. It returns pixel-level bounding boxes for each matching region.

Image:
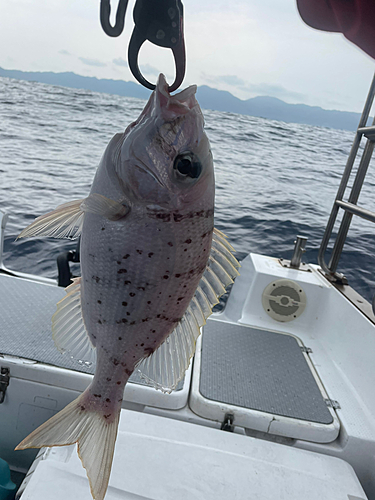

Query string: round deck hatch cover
[262,279,306,322]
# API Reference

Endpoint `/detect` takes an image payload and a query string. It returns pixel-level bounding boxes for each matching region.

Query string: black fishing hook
[100,0,186,92]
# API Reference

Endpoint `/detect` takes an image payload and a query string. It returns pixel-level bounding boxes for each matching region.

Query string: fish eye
[173,152,202,179]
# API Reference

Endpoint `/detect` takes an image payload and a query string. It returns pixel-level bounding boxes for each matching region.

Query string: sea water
[1,76,374,302]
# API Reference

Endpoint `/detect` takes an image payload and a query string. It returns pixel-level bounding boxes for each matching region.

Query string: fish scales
[81,207,214,420]
[15,74,239,500]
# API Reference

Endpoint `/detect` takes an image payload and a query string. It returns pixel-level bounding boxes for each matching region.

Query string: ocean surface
[1,76,375,302]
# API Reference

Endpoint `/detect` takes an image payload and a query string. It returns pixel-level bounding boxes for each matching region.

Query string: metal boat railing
[318,72,375,284]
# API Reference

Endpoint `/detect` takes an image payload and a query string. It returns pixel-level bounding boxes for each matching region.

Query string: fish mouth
[155,74,199,120]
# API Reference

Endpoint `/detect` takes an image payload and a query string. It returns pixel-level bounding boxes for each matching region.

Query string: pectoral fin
[17,194,130,240]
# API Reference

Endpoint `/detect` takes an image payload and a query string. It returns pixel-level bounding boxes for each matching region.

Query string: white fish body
[16,75,239,500]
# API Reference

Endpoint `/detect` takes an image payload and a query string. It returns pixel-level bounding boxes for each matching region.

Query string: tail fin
[15,393,120,500]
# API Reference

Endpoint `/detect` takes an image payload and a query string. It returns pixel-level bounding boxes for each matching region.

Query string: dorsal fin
[136,228,240,393]
[52,278,96,367]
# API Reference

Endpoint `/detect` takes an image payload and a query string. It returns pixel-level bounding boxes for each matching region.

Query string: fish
[15,74,240,500]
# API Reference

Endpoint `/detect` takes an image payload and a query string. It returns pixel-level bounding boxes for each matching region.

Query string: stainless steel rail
[318,73,375,284]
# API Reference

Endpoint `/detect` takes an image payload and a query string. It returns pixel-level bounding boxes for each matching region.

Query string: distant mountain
[0,67,366,131]
[196,85,367,131]
[0,67,151,101]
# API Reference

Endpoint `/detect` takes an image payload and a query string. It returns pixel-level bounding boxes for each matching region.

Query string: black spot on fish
[175,273,181,278]
[104,414,111,419]
[147,301,151,304]
[185,239,192,244]
[126,312,130,316]
[163,275,169,279]
[167,242,173,246]
[173,212,183,222]
[149,211,171,221]
[137,286,145,291]
[101,227,105,231]
[116,381,121,385]
[118,337,122,341]
[124,280,132,285]
[118,269,127,274]
[97,300,102,304]
[129,292,136,297]
[113,359,119,366]
[93,276,100,283]
[123,254,130,259]
[117,261,121,265]
[136,249,143,254]
[177,297,184,301]
[122,318,128,323]
[130,321,136,325]
[144,347,154,356]
[125,368,131,376]
[98,320,102,324]
[122,301,127,306]
[106,398,111,403]
[141,343,144,347]
[184,249,187,252]
[148,252,154,258]
[80,405,86,411]
[142,318,149,322]
[93,394,101,398]
[107,377,111,382]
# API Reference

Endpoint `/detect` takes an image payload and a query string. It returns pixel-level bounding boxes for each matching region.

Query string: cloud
[59,50,71,56]
[216,75,246,87]
[140,64,160,76]
[79,57,106,67]
[241,82,305,102]
[201,72,306,102]
[113,57,128,67]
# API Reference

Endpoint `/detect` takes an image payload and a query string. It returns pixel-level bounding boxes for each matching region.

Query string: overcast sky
[1,0,374,112]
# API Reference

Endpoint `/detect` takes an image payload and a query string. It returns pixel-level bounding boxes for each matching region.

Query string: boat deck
[1,253,375,498]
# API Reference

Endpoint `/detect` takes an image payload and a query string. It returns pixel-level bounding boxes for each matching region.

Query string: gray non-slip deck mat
[200,320,333,424]
[0,273,183,389]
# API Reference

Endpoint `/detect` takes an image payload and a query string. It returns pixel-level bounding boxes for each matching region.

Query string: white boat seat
[17,409,367,500]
